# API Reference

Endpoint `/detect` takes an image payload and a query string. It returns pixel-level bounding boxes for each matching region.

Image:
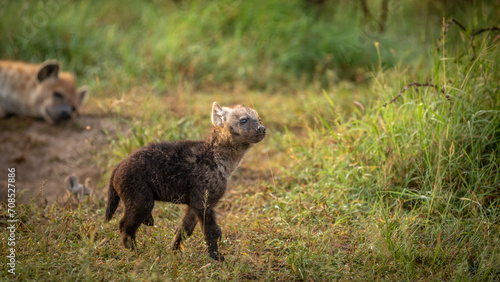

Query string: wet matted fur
[105,102,266,261]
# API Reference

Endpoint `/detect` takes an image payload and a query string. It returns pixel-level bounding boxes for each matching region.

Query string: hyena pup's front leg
[172,206,198,251]
[194,207,224,261]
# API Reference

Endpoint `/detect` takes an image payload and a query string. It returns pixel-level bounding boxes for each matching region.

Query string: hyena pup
[65,175,92,199]
[105,102,266,261]
[0,60,87,123]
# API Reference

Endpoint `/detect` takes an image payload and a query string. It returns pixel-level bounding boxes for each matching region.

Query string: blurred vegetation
[1,0,500,280]
[2,0,496,92]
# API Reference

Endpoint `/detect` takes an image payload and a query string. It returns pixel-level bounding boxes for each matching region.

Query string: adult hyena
[0,60,87,123]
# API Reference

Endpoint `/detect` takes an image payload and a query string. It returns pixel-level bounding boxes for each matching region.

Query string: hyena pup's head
[211,102,266,144]
[36,60,87,123]
[65,175,92,199]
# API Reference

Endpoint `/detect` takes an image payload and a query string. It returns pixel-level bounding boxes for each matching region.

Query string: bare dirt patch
[0,115,114,203]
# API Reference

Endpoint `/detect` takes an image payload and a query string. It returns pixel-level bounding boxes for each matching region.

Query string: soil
[0,114,115,204]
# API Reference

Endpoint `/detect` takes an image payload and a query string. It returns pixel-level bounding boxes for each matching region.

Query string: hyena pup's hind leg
[119,198,155,249]
[143,213,155,226]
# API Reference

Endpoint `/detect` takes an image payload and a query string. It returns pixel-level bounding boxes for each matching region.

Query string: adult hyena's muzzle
[46,105,73,123]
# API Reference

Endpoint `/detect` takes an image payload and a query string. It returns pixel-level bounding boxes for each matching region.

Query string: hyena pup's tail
[105,170,120,221]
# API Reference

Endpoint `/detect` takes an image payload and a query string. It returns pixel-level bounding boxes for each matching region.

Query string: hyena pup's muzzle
[257,125,266,136]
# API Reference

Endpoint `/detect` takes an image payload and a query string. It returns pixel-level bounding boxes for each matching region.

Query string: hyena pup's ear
[65,175,82,194]
[77,86,88,106]
[211,102,230,127]
[37,60,60,82]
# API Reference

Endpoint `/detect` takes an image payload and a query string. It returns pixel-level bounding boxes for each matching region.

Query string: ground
[0,113,113,203]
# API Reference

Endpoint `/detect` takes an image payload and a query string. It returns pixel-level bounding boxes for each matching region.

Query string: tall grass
[275,20,500,279]
[1,0,475,92]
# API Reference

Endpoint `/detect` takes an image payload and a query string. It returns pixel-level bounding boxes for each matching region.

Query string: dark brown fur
[105,102,265,261]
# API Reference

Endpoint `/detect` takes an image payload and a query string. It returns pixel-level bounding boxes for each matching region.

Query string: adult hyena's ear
[211,102,229,127]
[37,60,60,82]
[77,86,88,106]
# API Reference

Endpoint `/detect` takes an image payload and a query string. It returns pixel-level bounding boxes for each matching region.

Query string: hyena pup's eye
[240,119,248,124]
[53,92,64,99]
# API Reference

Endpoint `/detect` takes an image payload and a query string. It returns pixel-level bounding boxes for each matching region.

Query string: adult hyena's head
[211,102,266,145]
[36,61,87,123]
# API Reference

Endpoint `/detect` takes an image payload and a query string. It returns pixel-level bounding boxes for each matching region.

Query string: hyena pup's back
[0,60,87,123]
[105,102,266,261]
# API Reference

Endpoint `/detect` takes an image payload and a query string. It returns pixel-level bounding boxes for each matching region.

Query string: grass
[1,0,500,280]
[1,0,457,92]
